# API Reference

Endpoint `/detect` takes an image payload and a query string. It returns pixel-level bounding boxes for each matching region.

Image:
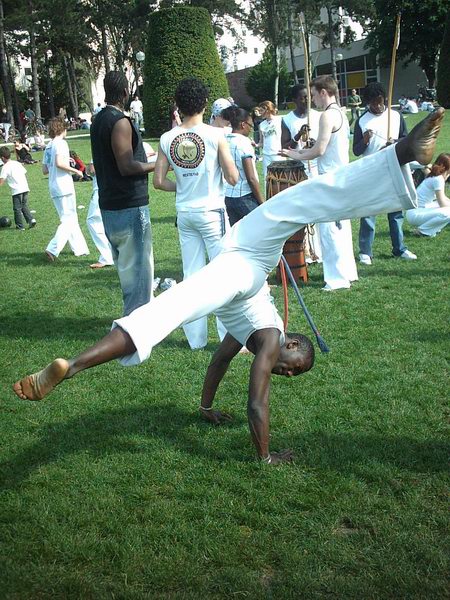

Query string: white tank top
[159,123,225,212]
[317,104,349,174]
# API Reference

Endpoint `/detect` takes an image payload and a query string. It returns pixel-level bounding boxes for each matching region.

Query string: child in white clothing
[0,146,36,229]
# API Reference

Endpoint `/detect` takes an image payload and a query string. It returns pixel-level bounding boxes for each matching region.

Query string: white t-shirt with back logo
[259,116,283,156]
[43,138,75,198]
[224,133,256,198]
[159,123,225,212]
[0,160,29,195]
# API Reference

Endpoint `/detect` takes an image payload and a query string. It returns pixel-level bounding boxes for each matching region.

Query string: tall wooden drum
[266,160,308,284]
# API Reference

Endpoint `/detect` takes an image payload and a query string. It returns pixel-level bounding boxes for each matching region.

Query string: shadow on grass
[1,401,447,491]
[150,215,177,225]
[0,312,112,341]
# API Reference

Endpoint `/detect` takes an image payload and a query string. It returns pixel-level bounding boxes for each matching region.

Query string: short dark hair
[104,71,128,106]
[290,84,307,100]
[311,75,339,97]
[0,146,11,160]
[287,332,315,373]
[175,78,209,116]
[221,106,250,130]
[362,82,386,104]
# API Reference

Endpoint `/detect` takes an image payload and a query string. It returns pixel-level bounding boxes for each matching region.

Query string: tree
[246,47,292,104]
[144,7,229,136]
[436,11,450,108]
[363,0,447,88]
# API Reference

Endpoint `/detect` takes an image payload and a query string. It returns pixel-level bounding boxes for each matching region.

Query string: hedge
[143,7,229,136]
[436,12,450,109]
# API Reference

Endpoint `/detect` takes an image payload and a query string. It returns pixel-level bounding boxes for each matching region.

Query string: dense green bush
[246,48,292,106]
[436,12,450,109]
[143,7,229,136]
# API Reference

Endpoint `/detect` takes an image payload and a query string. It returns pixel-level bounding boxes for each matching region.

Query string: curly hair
[362,82,386,104]
[47,117,67,138]
[221,106,250,130]
[290,84,307,100]
[286,332,315,374]
[175,78,209,116]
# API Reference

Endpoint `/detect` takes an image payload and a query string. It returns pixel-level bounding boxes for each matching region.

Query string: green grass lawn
[0,112,448,599]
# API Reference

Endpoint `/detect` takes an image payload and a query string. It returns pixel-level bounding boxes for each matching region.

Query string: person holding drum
[12,107,445,465]
[222,105,264,226]
[258,101,284,182]
[280,75,358,291]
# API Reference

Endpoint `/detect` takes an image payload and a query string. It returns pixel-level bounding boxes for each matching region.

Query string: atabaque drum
[266,160,308,284]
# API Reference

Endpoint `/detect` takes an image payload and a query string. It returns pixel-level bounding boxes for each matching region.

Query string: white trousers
[86,190,114,265]
[114,145,416,366]
[319,220,358,289]
[46,193,90,257]
[177,209,228,349]
[406,204,450,237]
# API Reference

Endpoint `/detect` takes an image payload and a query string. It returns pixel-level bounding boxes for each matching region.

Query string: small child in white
[0,146,36,230]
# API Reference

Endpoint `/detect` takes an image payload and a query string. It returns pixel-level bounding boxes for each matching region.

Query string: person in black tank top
[90,71,156,315]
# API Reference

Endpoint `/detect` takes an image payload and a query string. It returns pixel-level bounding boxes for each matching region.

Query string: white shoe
[152,277,161,291]
[160,277,177,291]
[358,253,372,265]
[399,249,417,260]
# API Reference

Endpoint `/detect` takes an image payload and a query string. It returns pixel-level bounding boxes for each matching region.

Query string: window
[243,47,248,54]
[254,48,258,54]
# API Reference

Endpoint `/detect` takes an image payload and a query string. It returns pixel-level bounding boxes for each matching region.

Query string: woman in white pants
[406,153,450,237]
[86,168,114,268]
[258,101,284,182]
[43,118,89,261]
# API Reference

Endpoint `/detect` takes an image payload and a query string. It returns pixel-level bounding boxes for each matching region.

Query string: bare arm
[199,334,243,424]
[281,120,292,149]
[279,111,335,161]
[436,189,450,208]
[111,118,155,177]
[153,145,176,192]
[218,136,239,185]
[242,157,264,204]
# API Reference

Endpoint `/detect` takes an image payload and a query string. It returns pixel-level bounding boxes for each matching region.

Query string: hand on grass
[199,408,233,425]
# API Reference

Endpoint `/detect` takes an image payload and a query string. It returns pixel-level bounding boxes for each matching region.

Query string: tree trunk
[0,0,13,121]
[420,53,436,88]
[287,12,298,84]
[62,55,77,118]
[6,53,21,130]
[28,2,41,119]
[44,51,55,118]
[101,25,111,73]
[69,56,91,112]
[274,45,280,106]
[327,5,337,82]
[68,57,79,116]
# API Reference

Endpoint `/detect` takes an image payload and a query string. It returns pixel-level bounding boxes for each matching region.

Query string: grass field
[0,112,449,599]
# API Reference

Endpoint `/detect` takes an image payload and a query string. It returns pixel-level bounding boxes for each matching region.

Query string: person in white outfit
[406,152,450,236]
[281,75,357,290]
[154,78,239,350]
[258,100,284,181]
[42,117,90,262]
[85,164,114,269]
[14,108,445,464]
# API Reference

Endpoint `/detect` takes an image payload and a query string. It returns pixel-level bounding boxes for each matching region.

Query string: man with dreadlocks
[90,71,155,316]
[12,107,444,464]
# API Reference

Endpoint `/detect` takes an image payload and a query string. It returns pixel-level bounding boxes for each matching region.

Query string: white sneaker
[152,277,161,292]
[399,250,417,260]
[358,253,372,265]
[160,277,177,291]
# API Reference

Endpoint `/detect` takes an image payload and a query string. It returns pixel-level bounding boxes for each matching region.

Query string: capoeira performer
[281,75,358,291]
[13,108,444,464]
[154,78,238,350]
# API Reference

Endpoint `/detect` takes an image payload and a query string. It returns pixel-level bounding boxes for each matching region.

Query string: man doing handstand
[13,106,444,464]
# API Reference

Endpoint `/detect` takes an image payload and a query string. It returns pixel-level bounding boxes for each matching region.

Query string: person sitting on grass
[0,146,36,230]
[406,152,450,237]
[69,150,92,181]
[12,108,445,465]
[14,137,38,165]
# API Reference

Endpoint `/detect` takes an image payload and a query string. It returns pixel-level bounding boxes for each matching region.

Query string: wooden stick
[387,13,401,141]
[299,13,311,129]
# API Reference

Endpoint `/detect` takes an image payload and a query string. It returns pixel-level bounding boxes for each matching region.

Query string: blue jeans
[101,206,153,316]
[225,193,259,226]
[359,211,407,257]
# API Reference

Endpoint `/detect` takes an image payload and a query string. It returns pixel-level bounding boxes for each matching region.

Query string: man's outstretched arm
[199,334,243,424]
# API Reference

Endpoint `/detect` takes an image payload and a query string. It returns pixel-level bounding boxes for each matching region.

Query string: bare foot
[396,108,445,165]
[45,250,56,262]
[89,262,109,269]
[13,358,70,401]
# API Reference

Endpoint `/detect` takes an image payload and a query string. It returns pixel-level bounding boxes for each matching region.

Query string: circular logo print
[170,132,205,169]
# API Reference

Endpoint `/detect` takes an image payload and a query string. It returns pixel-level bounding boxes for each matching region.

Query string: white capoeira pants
[46,193,90,257]
[86,190,114,265]
[114,145,417,366]
[319,220,358,289]
[406,203,450,237]
[177,210,228,349]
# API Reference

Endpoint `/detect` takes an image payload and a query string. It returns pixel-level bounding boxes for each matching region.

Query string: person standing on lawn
[353,82,417,265]
[90,71,156,315]
[0,146,36,230]
[12,108,445,464]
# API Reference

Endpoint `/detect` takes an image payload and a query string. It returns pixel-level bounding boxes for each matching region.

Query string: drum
[266,160,308,284]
